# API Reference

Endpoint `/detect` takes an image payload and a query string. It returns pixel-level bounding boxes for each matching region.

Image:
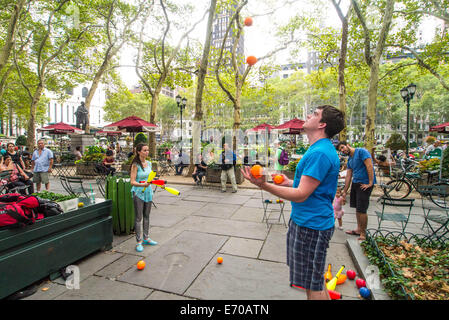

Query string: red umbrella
[273,118,305,134]
[38,122,84,134]
[430,122,449,133]
[250,123,274,132]
[103,115,158,133]
[95,130,122,136]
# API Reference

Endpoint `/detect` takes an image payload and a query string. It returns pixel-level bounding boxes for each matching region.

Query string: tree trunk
[83,56,112,134]
[364,0,394,153]
[149,88,161,158]
[188,0,217,175]
[365,60,380,153]
[0,0,26,74]
[333,1,351,141]
[26,84,44,150]
[232,90,242,153]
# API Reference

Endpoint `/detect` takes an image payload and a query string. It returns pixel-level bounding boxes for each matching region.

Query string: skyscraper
[211,6,245,74]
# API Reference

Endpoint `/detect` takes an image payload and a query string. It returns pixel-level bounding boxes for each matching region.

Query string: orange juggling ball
[273,175,284,184]
[246,55,257,66]
[137,260,146,270]
[244,17,253,26]
[250,165,263,179]
[217,257,223,264]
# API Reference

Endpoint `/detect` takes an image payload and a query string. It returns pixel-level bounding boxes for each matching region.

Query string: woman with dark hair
[129,143,157,252]
[0,154,34,194]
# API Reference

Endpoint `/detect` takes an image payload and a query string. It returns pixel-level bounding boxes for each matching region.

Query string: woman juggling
[129,143,158,252]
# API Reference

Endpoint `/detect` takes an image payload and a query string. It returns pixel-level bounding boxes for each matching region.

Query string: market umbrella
[249,123,274,132]
[103,116,159,147]
[38,122,84,134]
[95,130,122,136]
[273,118,305,134]
[103,116,158,133]
[38,122,83,151]
[430,122,449,134]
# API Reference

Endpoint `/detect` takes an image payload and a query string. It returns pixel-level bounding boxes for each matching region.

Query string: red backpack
[0,194,40,229]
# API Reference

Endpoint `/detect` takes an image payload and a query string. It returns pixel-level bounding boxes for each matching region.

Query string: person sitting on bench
[192,154,207,185]
[175,151,188,176]
[102,150,116,176]
[0,154,34,194]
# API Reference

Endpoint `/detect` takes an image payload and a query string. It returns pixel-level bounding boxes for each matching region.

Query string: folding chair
[0,170,13,194]
[375,197,415,232]
[96,177,106,197]
[65,176,90,198]
[260,188,286,228]
[59,175,73,195]
[417,185,449,240]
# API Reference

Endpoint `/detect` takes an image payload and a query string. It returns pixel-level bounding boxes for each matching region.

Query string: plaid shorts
[286,219,334,291]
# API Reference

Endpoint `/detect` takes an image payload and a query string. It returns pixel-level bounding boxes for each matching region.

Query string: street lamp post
[400,83,416,158]
[176,95,187,152]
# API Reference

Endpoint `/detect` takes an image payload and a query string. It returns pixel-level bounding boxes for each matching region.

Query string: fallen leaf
[396,253,407,260]
[441,283,449,294]
[400,240,413,251]
[402,267,414,278]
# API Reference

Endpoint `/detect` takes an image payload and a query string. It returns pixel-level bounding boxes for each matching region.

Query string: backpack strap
[4,206,32,226]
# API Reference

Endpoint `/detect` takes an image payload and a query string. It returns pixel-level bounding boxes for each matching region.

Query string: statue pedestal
[70,134,96,153]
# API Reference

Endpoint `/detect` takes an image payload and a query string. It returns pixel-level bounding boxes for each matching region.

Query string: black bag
[35,197,64,217]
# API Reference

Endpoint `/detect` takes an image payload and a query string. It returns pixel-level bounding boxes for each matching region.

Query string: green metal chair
[375,197,415,232]
[417,185,449,240]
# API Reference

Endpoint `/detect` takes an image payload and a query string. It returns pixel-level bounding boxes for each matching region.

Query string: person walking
[220,143,237,193]
[31,139,54,192]
[242,105,345,300]
[129,143,157,253]
[337,141,376,241]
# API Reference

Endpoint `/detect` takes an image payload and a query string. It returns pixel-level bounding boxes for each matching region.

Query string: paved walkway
[21,174,432,300]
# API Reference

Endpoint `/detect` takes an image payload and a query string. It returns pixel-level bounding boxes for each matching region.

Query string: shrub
[386,133,406,151]
[425,136,436,145]
[134,132,148,145]
[15,135,27,146]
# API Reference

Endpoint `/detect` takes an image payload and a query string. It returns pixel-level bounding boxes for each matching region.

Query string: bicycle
[381,158,449,209]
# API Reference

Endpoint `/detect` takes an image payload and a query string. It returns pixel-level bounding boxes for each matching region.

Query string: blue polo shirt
[32,148,54,172]
[291,138,340,230]
[347,148,377,185]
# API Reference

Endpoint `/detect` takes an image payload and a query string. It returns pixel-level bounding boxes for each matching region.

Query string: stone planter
[206,166,244,184]
[57,198,79,213]
[0,199,113,299]
[76,162,99,176]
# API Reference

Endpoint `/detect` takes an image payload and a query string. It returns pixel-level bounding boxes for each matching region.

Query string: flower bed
[362,229,449,300]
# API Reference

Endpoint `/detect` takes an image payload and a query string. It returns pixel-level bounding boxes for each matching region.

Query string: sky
[118,0,331,87]
[117,0,443,88]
